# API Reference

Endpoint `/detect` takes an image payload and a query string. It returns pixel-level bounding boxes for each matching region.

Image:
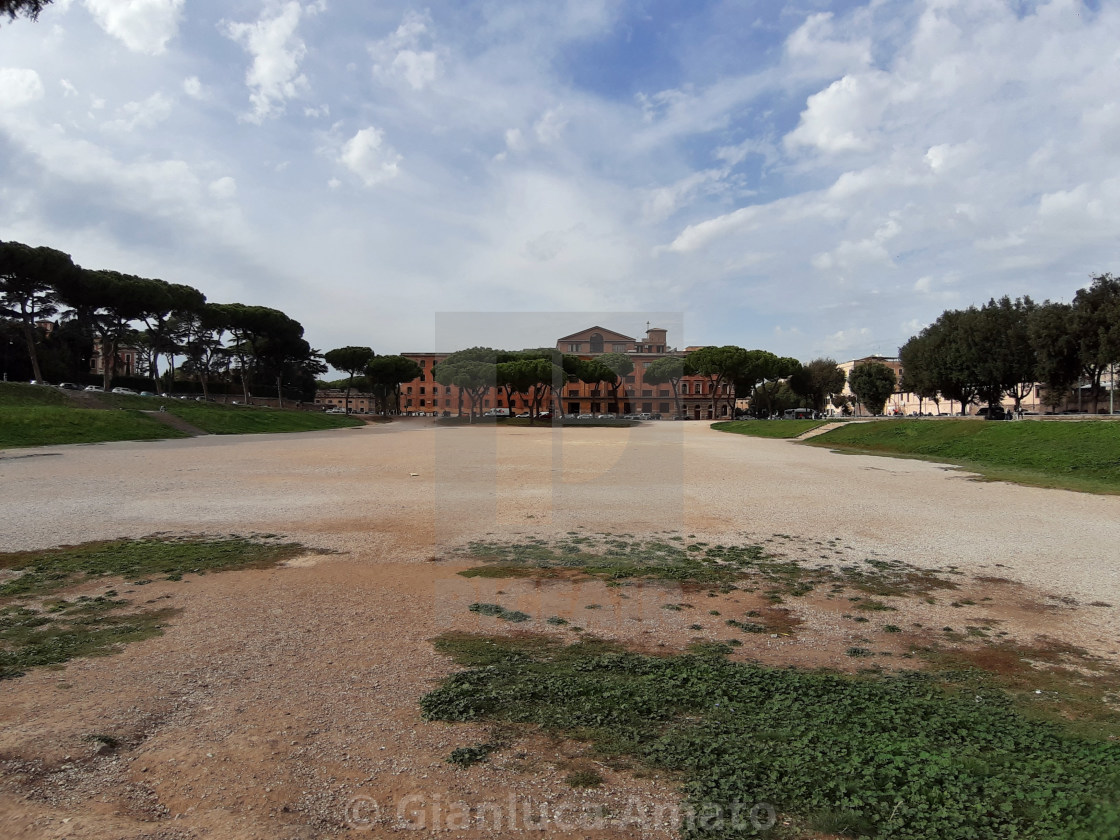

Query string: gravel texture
[0,419,1117,838]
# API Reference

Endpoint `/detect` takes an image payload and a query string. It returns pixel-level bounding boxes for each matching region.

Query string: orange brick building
[397,326,731,420]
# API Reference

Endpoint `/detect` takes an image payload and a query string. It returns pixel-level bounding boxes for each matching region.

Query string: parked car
[139,391,158,397]
[57,382,81,390]
[84,385,102,392]
[976,406,1006,420]
[111,387,137,395]
[596,413,616,419]
[576,413,594,419]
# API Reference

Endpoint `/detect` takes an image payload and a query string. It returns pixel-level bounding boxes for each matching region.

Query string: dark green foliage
[0,1,52,22]
[848,362,898,416]
[468,603,530,622]
[423,634,1120,839]
[448,743,496,767]
[565,769,604,788]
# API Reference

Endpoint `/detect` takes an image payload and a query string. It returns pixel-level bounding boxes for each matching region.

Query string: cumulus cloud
[0,68,45,107]
[339,127,401,187]
[224,1,310,123]
[370,10,442,91]
[208,177,237,200]
[785,11,871,76]
[83,0,184,55]
[785,72,891,154]
[101,91,172,132]
[182,76,204,99]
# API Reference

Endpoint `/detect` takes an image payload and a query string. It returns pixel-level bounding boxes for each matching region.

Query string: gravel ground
[0,419,1117,838]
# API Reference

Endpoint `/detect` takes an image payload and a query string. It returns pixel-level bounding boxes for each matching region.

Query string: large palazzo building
[394,325,732,420]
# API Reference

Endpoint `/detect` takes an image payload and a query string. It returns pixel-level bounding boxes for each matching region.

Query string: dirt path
[1,420,1117,838]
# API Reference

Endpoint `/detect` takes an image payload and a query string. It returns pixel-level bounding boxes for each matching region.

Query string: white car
[111,387,137,395]
[84,385,102,392]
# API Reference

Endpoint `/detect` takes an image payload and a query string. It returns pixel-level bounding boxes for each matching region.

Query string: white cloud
[339,127,401,187]
[0,68,45,107]
[785,12,872,76]
[100,91,172,133]
[182,76,203,99]
[533,108,567,144]
[83,0,184,55]
[224,2,310,123]
[208,177,237,200]
[370,11,442,91]
[60,79,78,97]
[785,72,891,154]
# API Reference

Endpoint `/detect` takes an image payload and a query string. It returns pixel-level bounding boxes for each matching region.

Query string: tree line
[0,240,326,403]
[335,344,853,422]
[899,274,1120,415]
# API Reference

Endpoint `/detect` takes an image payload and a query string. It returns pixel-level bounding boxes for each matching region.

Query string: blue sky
[1,0,1117,369]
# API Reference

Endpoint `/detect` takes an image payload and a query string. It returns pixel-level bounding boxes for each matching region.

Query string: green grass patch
[458,536,957,600]
[468,602,531,623]
[807,419,1120,494]
[0,535,309,680]
[0,382,361,448]
[0,535,307,598]
[711,419,830,439]
[0,405,187,448]
[424,633,1120,839]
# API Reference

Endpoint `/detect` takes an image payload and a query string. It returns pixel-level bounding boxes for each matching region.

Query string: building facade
[394,326,733,419]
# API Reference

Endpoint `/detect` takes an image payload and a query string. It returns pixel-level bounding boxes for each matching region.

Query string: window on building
[642,389,652,397]
[589,333,604,353]
[420,399,425,407]
[625,375,635,383]
[659,402,670,413]
[407,386,412,393]
[419,359,426,367]
[420,374,425,382]
[612,343,626,352]
[567,389,579,398]
[445,387,451,394]
[659,390,669,398]
[568,343,581,352]
[420,387,425,394]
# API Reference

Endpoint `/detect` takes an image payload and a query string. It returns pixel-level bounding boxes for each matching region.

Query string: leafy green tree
[593,352,634,413]
[53,269,169,391]
[687,345,757,419]
[0,241,77,382]
[1071,273,1120,412]
[898,335,942,414]
[324,346,375,414]
[848,361,897,416]
[1,0,51,23]
[643,355,686,418]
[367,355,422,414]
[138,281,206,393]
[737,351,800,418]
[433,348,498,421]
[179,303,229,400]
[789,358,845,414]
[217,304,306,404]
[1028,301,1079,414]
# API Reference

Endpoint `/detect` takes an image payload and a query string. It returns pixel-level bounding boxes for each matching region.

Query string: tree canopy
[848,362,897,416]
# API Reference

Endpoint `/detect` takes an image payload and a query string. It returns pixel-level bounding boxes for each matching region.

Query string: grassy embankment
[0,382,363,448]
[802,418,1120,494]
[423,535,1120,839]
[711,419,831,438]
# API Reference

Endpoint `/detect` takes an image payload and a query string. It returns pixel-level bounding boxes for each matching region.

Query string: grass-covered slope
[0,382,363,448]
[806,419,1120,494]
[711,419,830,438]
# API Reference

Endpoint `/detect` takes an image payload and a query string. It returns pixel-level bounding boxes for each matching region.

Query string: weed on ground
[424,632,1120,840]
[0,535,309,679]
